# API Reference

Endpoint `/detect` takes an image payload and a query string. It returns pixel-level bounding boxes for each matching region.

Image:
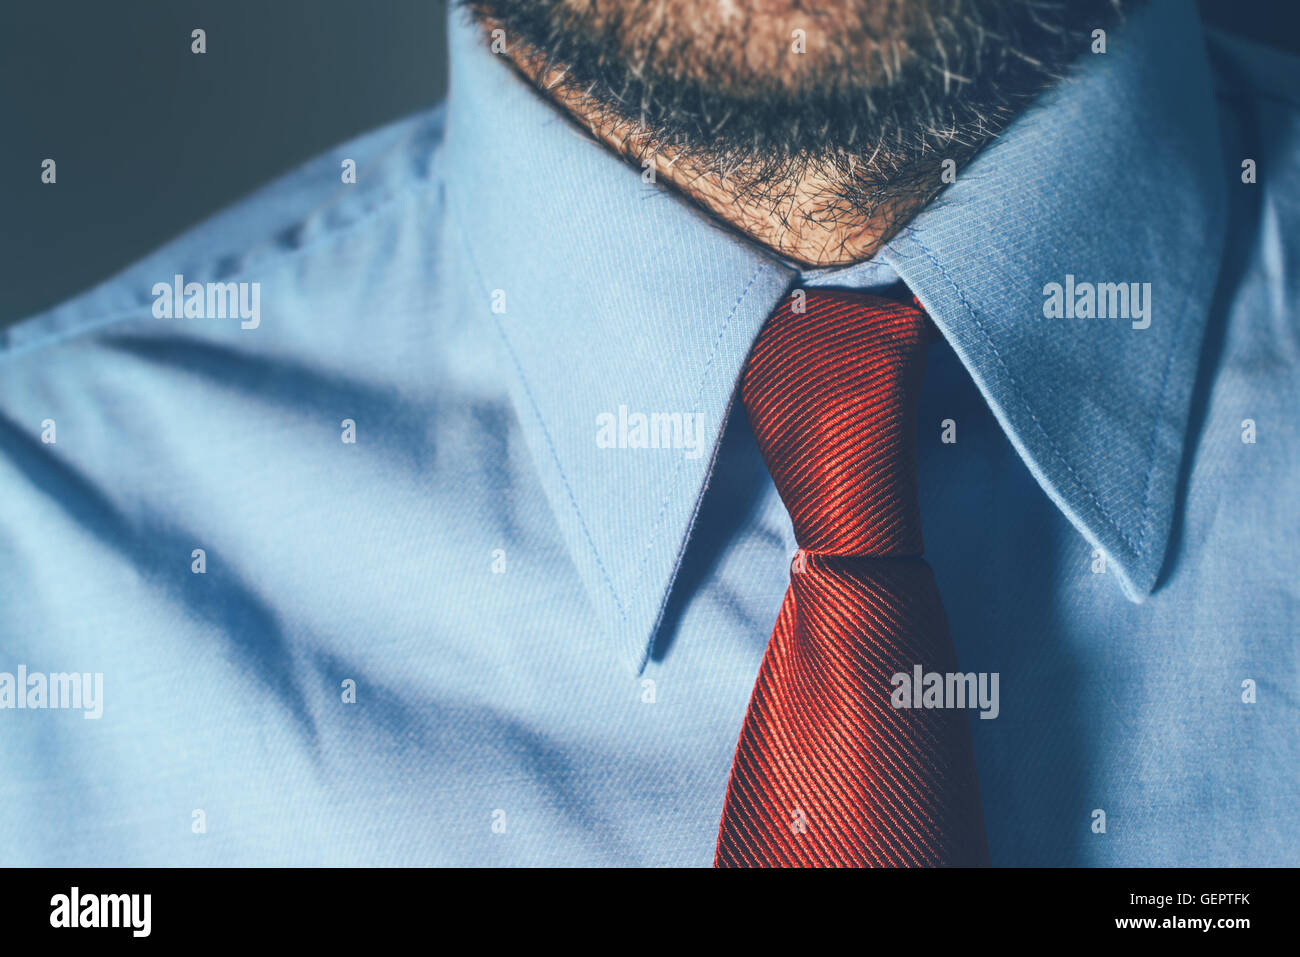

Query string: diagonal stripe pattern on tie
[715,289,989,868]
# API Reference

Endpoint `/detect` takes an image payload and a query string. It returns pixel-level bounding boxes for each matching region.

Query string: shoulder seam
[0,157,446,365]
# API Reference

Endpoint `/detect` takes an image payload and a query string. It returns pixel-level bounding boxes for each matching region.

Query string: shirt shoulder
[1205,32,1300,342]
[1207,30,1300,188]
[0,105,448,358]
[1207,30,1300,114]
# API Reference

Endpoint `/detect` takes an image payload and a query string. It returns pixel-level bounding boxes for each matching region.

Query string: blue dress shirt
[1,0,1296,865]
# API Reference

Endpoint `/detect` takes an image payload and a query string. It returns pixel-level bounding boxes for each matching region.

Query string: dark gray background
[0,0,1292,325]
[1,0,448,325]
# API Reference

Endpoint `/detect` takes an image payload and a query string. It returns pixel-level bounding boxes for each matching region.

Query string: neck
[502,45,923,267]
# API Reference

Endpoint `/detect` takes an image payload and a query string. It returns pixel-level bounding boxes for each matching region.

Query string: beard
[466,0,1132,257]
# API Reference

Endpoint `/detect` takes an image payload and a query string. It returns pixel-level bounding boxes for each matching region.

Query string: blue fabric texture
[0,0,1296,864]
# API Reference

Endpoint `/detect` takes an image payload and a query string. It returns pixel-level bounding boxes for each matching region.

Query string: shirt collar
[442,0,1225,673]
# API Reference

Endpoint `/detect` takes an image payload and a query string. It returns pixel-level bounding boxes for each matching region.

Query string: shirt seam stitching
[443,181,629,626]
[902,231,1142,556]
[0,168,446,365]
[629,262,768,599]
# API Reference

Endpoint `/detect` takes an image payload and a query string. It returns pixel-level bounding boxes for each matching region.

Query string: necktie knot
[719,287,988,868]
[741,289,930,557]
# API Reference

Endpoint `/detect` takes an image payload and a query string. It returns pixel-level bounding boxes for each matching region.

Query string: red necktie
[714,289,989,867]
